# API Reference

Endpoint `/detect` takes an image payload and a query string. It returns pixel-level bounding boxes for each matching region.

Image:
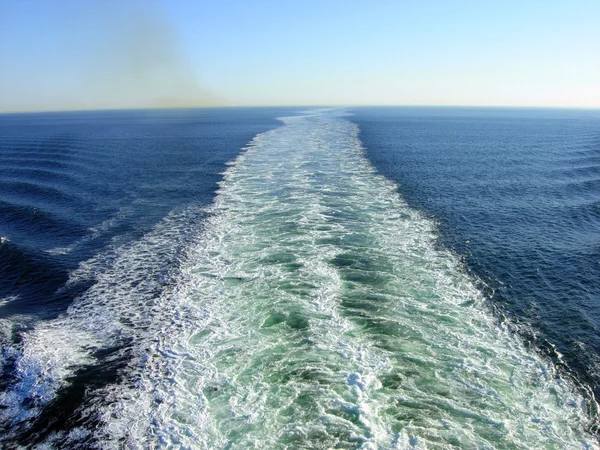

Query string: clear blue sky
[1,0,599,111]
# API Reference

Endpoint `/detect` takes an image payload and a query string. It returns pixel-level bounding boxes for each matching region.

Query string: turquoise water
[96,110,596,448]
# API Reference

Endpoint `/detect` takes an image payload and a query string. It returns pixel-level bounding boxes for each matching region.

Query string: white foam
[4,109,598,448]
[45,206,131,255]
[0,323,100,433]
[92,109,597,448]
[0,205,209,444]
[0,294,19,308]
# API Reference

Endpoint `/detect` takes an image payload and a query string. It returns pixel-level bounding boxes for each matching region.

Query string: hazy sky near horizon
[1,0,599,112]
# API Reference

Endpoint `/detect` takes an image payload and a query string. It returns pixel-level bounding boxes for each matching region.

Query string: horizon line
[1,103,600,115]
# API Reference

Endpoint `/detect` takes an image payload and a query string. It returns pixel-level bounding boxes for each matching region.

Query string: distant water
[0,107,598,448]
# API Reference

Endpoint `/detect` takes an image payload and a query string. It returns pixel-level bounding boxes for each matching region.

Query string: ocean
[0,107,598,448]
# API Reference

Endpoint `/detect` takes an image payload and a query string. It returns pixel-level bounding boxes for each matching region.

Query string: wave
[0,200,87,239]
[0,167,78,186]
[0,237,73,314]
[0,180,86,208]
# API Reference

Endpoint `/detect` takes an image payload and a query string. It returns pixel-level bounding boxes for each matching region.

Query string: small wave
[0,167,76,184]
[0,200,87,239]
[0,180,84,209]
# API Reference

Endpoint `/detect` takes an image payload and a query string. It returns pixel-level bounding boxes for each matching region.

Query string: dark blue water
[1,106,599,447]
[0,107,288,446]
[352,106,600,402]
[0,108,286,316]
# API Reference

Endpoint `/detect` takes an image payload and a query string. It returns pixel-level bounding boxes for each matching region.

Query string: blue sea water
[0,107,287,446]
[352,107,600,399]
[0,108,284,316]
[0,107,599,448]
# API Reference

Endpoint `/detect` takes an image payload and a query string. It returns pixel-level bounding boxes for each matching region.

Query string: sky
[0,0,599,112]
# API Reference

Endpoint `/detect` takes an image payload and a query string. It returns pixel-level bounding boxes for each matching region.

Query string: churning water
[0,108,598,448]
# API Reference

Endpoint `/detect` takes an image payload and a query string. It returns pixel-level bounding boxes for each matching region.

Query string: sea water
[0,107,598,448]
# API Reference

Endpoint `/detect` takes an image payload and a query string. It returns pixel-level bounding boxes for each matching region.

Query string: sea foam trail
[3,110,597,448]
[0,206,208,446]
[97,110,597,448]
